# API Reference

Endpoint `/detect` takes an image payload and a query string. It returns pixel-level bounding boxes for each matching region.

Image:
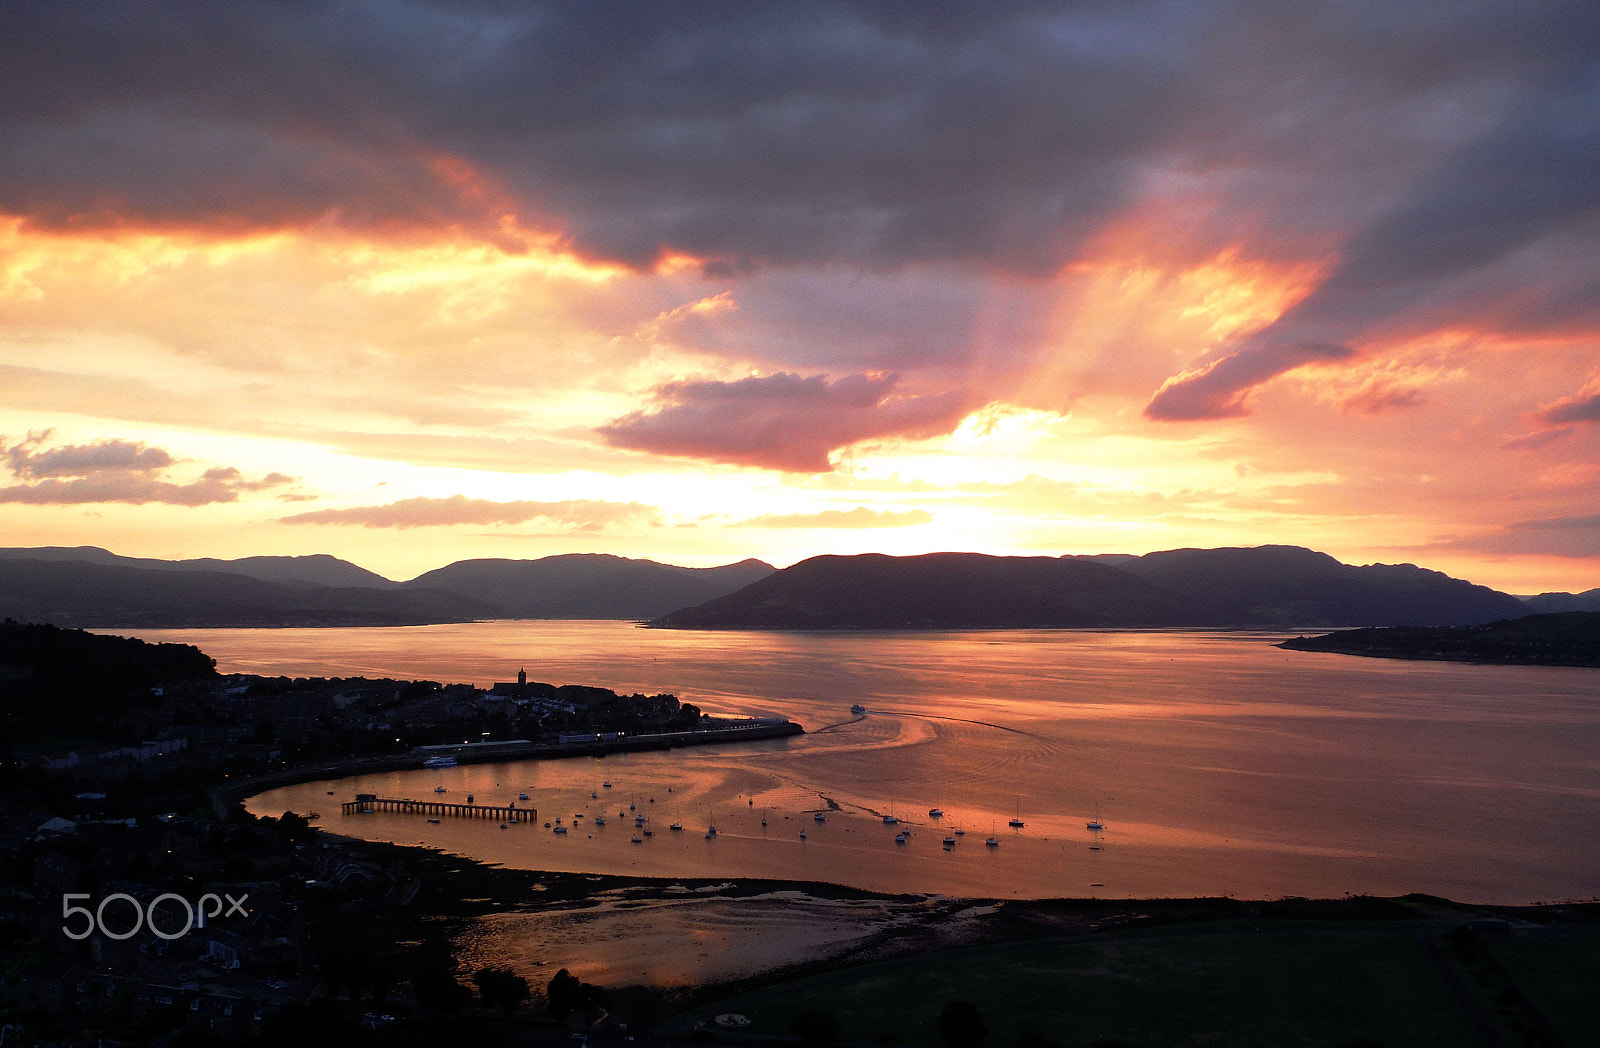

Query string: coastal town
[0,620,796,1044]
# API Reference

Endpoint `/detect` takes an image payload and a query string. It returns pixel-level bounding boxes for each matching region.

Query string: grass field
[677,920,1497,1048]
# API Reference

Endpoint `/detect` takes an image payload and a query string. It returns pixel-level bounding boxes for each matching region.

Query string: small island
[1280,611,1600,667]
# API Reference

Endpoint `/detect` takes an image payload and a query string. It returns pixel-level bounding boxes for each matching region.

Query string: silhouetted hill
[1520,588,1600,613]
[0,559,495,628]
[656,546,1531,630]
[404,554,776,619]
[0,546,396,588]
[1280,612,1600,666]
[651,552,1190,629]
[1080,545,1529,627]
[0,619,218,745]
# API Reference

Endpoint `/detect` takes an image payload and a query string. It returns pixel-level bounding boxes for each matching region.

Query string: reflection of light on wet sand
[452,890,924,988]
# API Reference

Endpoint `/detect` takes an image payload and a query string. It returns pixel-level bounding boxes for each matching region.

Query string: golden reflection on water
[132,621,1600,904]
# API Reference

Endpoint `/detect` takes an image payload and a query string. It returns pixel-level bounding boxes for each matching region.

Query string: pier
[341,793,534,822]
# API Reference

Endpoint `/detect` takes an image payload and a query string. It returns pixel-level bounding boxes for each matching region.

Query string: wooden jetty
[341,793,533,822]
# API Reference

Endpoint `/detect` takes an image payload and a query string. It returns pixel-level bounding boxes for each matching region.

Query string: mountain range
[0,543,1573,630]
[650,546,1531,630]
[0,547,774,628]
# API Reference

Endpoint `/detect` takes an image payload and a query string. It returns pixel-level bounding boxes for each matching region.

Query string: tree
[474,966,530,1014]
[793,1007,843,1043]
[547,968,582,1022]
[937,1001,988,1048]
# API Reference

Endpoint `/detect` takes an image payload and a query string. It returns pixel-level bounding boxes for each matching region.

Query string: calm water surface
[133,621,1600,903]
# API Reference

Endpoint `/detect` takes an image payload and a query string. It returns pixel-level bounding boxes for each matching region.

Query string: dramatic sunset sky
[2,1,1598,591]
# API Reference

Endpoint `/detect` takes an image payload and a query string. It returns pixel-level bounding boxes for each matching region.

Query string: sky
[2,0,1599,592]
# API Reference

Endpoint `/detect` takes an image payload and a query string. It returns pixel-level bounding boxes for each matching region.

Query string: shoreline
[313,830,1600,996]
[212,719,804,816]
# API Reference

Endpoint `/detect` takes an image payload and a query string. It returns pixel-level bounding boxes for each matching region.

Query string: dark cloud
[0,430,296,505]
[1440,515,1600,558]
[1145,340,1355,421]
[598,372,977,471]
[279,494,657,529]
[1148,49,1600,420]
[1540,386,1600,426]
[738,506,933,528]
[6,1,1597,281]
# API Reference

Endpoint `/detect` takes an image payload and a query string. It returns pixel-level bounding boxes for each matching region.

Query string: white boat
[509,816,518,824]
[631,836,642,844]
[635,814,646,826]
[434,786,447,794]
[669,821,683,831]
[814,812,826,822]
[800,829,808,839]
[518,792,529,801]
[1087,802,1104,831]
[595,815,606,826]
[986,837,999,847]
[554,825,568,834]
[943,836,956,847]
[427,818,441,824]
[882,815,898,825]
[1009,797,1025,828]
[928,808,943,818]
[851,703,867,714]
[603,781,612,788]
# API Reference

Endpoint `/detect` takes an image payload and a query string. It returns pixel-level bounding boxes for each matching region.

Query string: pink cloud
[0,431,295,505]
[1144,340,1355,421]
[598,372,977,472]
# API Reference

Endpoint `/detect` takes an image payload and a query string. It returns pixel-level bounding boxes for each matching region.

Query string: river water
[132,621,1600,904]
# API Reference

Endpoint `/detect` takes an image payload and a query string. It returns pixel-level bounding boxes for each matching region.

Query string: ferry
[423,756,458,768]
